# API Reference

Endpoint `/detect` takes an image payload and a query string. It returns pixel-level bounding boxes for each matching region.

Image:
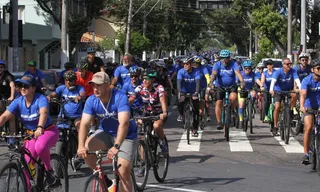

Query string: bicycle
[0,133,69,192]
[305,108,320,174]
[182,93,197,144]
[133,114,169,191]
[50,97,80,172]
[239,90,255,134]
[83,150,137,192]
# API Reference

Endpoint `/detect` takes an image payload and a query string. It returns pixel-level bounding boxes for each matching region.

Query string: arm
[299,89,307,111]
[205,74,210,85]
[235,70,245,85]
[9,81,15,101]
[294,78,301,89]
[0,110,14,129]
[195,80,200,93]
[34,106,48,138]
[177,79,182,93]
[260,73,266,88]
[78,113,94,148]
[210,71,218,84]
[41,78,47,88]
[100,66,105,72]
[114,111,130,146]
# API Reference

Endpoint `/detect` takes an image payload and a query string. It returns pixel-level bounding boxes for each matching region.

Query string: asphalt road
[0,106,320,192]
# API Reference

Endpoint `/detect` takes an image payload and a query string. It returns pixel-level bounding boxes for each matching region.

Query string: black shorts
[215,86,238,101]
[274,92,291,103]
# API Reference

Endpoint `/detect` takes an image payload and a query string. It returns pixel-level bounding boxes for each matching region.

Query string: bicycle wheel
[83,173,107,192]
[0,162,27,192]
[50,153,69,192]
[243,104,248,132]
[279,112,285,140]
[55,140,68,170]
[153,136,169,183]
[316,130,320,175]
[309,130,317,171]
[117,170,137,192]
[133,140,149,191]
[224,103,231,141]
[284,106,291,144]
[184,103,192,145]
[248,100,253,134]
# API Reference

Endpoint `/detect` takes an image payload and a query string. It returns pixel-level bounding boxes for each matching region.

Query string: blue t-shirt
[263,69,277,90]
[255,72,262,80]
[55,85,85,118]
[293,64,311,81]
[212,60,239,87]
[122,82,143,109]
[23,69,44,88]
[83,89,138,139]
[206,65,213,76]
[195,66,209,88]
[237,71,257,90]
[301,74,320,109]
[7,93,53,130]
[272,68,299,91]
[177,68,201,93]
[166,65,176,78]
[114,65,133,88]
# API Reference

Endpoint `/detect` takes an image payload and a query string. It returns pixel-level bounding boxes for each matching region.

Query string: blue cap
[0,60,6,65]
[15,75,37,86]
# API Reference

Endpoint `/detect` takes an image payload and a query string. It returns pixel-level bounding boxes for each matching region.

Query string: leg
[215,89,225,124]
[204,92,210,121]
[24,139,38,164]
[303,114,313,154]
[153,120,164,139]
[263,92,270,121]
[229,92,238,111]
[192,99,200,132]
[273,102,281,128]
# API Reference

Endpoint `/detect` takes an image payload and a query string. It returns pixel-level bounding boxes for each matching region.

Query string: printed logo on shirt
[266,77,273,82]
[221,69,233,75]
[121,73,130,78]
[279,77,291,82]
[310,86,320,91]
[184,78,196,82]
[97,111,117,119]
[21,111,40,121]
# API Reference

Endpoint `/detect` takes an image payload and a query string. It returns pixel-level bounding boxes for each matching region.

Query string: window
[3,5,25,24]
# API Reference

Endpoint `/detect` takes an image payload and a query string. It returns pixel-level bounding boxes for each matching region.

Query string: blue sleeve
[202,67,209,75]
[7,98,19,115]
[301,78,308,90]
[79,86,85,94]
[83,96,95,115]
[38,95,49,109]
[212,63,219,72]
[38,70,45,79]
[177,70,183,80]
[195,71,201,80]
[292,70,299,80]
[114,67,121,78]
[118,94,131,113]
[55,86,63,96]
[272,69,280,80]
[121,84,128,93]
[233,62,240,71]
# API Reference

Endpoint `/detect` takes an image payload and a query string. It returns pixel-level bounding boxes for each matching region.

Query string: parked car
[256,58,282,73]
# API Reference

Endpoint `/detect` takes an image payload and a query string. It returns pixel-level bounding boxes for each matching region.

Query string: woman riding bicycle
[0,75,60,188]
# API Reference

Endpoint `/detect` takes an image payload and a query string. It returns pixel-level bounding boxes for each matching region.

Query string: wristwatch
[114,144,120,150]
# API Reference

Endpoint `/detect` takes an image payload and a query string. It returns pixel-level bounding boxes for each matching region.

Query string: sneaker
[192,130,199,137]
[301,155,310,165]
[159,139,168,153]
[217,123,223,130]
[263,116,270,123]
[206,116,211,122]
[272,127,278,136]
[135,167,145,177]
[46,169,61,189]
[104,175,113,187]
[177,115,183,122]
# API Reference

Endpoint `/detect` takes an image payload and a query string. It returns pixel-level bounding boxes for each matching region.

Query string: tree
[117,31,151,57]
[97,37,115,58]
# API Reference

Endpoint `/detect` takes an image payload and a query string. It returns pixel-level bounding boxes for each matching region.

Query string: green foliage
[116,31,151,56]
[98,37,115,52]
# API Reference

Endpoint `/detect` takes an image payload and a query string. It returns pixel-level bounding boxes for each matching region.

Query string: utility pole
[249,30,252,59]
[125,0,133,54]
[142,8,147,61]
[12,0,19,72]
[301,0,306,53]
[287,0,292,60]
[61,0,68,69]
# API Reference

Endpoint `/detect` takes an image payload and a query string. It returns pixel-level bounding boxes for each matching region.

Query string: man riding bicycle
[77,72,137,192]
[300,59,320,165]
[210,50,245,130]
[269,58,301,136]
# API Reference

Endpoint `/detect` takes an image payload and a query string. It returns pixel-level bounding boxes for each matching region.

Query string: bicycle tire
[316,130,320,175]
[224,103,231,141]
[153,136,169,183]
[249,100,253,134]
[184,103,192,145]
[243,103,248,132]
[279,112,285,141]
[50,153,69,192]
[0,162,28,192]
[284,106,291,144]
[309,131,317,171]
[134,140,149,191]
[55,140,68,170]
[83,173,107,192]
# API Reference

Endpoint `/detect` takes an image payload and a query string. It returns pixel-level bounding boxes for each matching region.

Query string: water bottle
[28,163,37,179]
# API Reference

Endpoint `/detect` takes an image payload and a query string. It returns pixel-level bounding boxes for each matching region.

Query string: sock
[239,108,244,121]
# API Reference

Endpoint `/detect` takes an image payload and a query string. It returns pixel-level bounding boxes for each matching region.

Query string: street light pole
[287,0,292,60]
[125,0,133,54]
[301,0,306,53]
[12,0,19,72]
[60,0,68,69]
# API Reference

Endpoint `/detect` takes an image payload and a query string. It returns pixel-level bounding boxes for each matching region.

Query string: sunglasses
[257,67,263,70]
[143,77,151,81]
[283,63,292,65]
[130,75,138,78]
[17,83,31,89]
[220,58,229,60]
[301,59,308,61]
[244,67,252,70]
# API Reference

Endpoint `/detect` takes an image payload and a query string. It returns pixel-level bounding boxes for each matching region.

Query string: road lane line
[144,184,207,192]
[177,130,202,151]
[229,130,253,152]
[274,135,303,153]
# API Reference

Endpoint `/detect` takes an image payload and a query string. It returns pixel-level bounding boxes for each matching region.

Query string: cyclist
[0,75,60,188]
[300,59,320,165]
[269,58,301,136]
[255,62,264,86]
[177,57,201,137]
[237,60,261,129]
[76,60,94,97]
[294,52,311,81]
[86,47,105,74]
[193,56,210,125]
[260,59,277,122]
[110,53,136,89]
[23,60,47,94]
[123,68,143,115]
[202,59,213,122]
[235,56,243,71]
[155,60,169,88]
[77,72,137,192]
[211,50,245,130]
[58,61,76,85]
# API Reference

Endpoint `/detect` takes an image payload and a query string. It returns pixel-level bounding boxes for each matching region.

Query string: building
[197,0,233,10]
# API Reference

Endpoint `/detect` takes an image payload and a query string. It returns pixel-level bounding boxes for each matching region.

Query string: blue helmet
[193,56,202,63]
[242,60,253,68]
[0,60,6,65]
[219,50,231,58]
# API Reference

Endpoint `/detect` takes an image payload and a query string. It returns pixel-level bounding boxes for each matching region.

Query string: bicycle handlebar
[135,115,160,121]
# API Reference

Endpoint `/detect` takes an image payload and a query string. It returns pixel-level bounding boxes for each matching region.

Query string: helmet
[183,57,194,63]
[256,63,264,68]
[76,60,89,70]
[310,59,320,67]
[27,60,37,66]
[0,60,6,65]
[219,50,231,58]
[156,59,165,67]
[87,47,96,53]
[64,62,74,69]
[201,59,208,65]
[143,69,157,77]
[193,56,202,63]
[63,71,77,81]
[129,67,142,76]
[299,52,309,59]
[265,59,273,65]
[242,60,253,68]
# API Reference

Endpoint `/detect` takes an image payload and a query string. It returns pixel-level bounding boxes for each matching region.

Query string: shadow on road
[170,154,214,164]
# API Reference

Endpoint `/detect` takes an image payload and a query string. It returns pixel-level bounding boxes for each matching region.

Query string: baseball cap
[0,60,6,65]
[15,75,37,86]
[27,60,37,66]
[89,72,110,85]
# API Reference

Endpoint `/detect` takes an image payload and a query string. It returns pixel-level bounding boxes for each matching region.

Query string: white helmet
[201,59,208,65]
[156,59,165,67]
[256,63,264,68]
[299,52,309,59]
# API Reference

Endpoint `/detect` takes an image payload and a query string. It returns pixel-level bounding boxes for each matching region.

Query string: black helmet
[76,60,89,70]
[183,57,194,64]
[143,69,157,78]
[63,71,77,81]
[64,62,74,69]
[310,59,320,67]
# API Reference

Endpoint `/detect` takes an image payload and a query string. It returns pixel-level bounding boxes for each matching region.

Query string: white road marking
[177,130,203,151]
[274,135,304,153]
[144,184,208,192]
[229,130,253,152]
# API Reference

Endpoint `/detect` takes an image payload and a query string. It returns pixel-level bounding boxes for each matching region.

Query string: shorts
[90,129,137,162]
[274,92,291,103]
[215,86,238,101]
